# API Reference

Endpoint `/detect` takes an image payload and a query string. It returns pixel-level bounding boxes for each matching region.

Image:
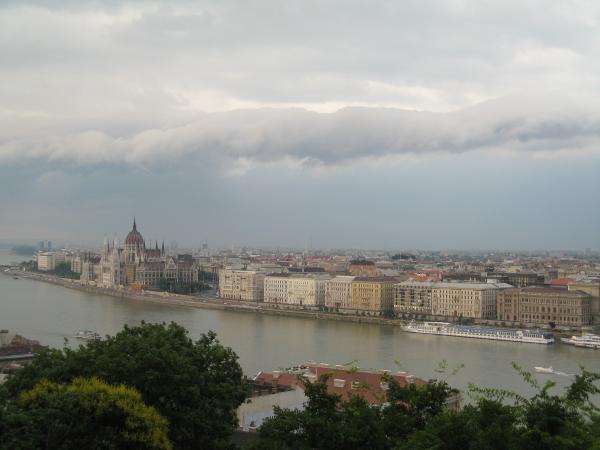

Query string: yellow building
[351,277,396,315]
[37,252,55,271]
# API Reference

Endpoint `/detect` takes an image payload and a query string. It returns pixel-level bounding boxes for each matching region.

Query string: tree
[6,322,248,450]
[1,377,171,450]
[248,374,455,450]
[248,365,600,450]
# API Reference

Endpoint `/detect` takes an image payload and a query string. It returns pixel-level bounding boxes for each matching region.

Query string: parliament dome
[125,218,145,246]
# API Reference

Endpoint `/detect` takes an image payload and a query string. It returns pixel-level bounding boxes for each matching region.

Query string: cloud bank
[2,94,600,169]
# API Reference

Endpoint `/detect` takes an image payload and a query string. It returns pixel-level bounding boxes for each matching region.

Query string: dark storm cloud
[2,0,600,248]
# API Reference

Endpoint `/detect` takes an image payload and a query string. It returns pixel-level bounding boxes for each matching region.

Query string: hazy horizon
[2,1,600,250]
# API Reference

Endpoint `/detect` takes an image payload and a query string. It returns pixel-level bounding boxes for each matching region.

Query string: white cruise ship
[402,321,554,345]
[561,333,600,349]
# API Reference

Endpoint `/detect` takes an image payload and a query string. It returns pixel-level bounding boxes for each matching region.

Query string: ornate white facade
[98,219,198,289]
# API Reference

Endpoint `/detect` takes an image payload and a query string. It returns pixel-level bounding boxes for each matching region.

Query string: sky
[1,0,600,250]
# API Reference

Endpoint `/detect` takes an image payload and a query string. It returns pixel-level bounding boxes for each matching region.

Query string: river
[1,249,598,399]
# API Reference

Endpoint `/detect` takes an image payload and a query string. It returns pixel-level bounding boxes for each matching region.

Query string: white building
[325,276,355,310]
[264,274,330,306]
[218,269,265,301]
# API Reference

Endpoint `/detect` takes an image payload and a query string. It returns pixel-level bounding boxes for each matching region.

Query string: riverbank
[2,270,400,326]
[2,269,587,335]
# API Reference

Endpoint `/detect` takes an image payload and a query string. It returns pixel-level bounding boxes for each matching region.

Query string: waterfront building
[97,219,199,289]
[70,256,82,274]
[394,281,435,315]
[37,252,55,271]
[263,274,330,306]
[431,282,499,319]
[324,276,355,310]
[80,256,101,283]
[568,278,600,324]
[218,269,265,301]
[497,287,593,327]
[351,277,396,315]
[395,281,502,319]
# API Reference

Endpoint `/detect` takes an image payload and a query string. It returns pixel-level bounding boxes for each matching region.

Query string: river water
[1,249,598,399]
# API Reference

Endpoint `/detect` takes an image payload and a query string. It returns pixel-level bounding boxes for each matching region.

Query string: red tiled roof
[550,278,571,286]
[254,365,425,405]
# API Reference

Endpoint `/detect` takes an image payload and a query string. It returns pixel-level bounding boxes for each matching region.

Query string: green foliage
[157,278,210,294]
[1,377,171,450]
[248,374,456,450]
[247,365,600,450]
[6,322,248,449]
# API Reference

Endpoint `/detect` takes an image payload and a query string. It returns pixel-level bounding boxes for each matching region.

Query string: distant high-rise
[38,241,45,250]
[47,241,52,251]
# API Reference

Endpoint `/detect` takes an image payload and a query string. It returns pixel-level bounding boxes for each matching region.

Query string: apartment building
[218,269,265,302]
[70,256,82,274]
[394,281,435,314]
[325,276,355,310]
[568,278,600,324]
[497,288,592,326]
[351,277,396,315]
[264,274,330,306]
[431,282,499,319]
[37,252,55,271]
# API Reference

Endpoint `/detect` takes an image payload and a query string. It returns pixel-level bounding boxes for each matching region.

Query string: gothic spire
[133,216,137,231]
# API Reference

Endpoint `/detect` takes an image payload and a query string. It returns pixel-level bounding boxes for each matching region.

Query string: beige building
[497,288,592,327]
[325,276,355,310]
[219,269,265,302]
[568,278,600,324]
[431,282,499,319]
[37,252,55,271]
[394,281,435,315]
[351,277,396,314]
[264,274,330,306]
[70,256,82,274]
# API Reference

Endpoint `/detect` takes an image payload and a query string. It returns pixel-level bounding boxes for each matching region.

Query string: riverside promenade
[1,269,585,335]
[1,269,400,327]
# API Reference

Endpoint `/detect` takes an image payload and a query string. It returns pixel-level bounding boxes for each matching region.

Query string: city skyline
[1,1,600,249]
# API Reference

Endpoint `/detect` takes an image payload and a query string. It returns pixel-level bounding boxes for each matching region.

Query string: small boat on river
[73,330,100,340]
[534,366,554,374]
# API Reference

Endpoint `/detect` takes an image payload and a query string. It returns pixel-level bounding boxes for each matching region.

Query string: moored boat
[401,321,554,344]
[561,333,600,349]
[534,366,554,374]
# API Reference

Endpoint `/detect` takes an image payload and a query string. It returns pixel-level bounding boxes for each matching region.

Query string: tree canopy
[5,322,248,449]
[1,377,171,450]
[247,366,600,450]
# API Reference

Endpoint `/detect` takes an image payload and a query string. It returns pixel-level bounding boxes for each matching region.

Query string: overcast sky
[1,0,600,250]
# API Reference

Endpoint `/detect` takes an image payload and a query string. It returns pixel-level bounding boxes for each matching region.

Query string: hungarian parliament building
[80,219,200,289]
